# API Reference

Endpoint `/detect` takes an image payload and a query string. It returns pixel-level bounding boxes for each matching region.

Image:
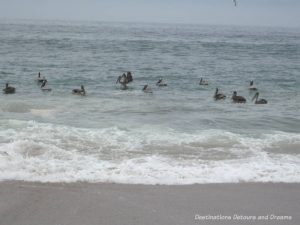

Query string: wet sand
[0,182,299,225]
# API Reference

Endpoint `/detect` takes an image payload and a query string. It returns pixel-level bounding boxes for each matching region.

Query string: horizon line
[1,17,300,30]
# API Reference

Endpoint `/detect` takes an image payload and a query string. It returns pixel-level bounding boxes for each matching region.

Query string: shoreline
[0,181,299,225]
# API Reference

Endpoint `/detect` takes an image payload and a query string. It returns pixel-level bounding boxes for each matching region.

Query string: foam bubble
[0,120,299,184]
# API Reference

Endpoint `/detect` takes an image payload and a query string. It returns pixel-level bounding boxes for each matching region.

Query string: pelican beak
[251,93,257,102]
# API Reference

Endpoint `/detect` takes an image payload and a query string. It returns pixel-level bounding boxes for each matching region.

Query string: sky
[0,0,300,27]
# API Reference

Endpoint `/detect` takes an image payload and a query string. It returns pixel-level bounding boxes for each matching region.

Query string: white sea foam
[0,120,299,184]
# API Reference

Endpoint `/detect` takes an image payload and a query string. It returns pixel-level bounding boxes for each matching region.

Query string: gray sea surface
[0,19,299,184]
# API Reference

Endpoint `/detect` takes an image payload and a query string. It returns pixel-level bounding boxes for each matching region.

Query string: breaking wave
[0,120,299,184]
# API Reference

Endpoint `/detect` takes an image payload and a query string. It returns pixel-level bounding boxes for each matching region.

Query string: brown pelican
[41,79,48,88]
[252,92,268,104]
[199,78,208,85]
[232,91,246,103]
[249,80,257,91]
[3,83,15,94]
[126,71,133,83]
[214,88,226,100]
[116,72,133,89]
[116,73,128,88]
[143,85,153,93]
[72,85,85,96]
[233,0,237,7]
[156,78,167,87]
[40,79,52,91]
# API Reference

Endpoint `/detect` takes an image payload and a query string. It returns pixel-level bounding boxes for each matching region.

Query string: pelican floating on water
[199,78,208,85]
[116,72,133,89]
[3,83,15,94]
[72,85,85,96]
[214,88,226,100]
[232,91,246,103]
[252,92,268,104]
[143,85,153,93]
[249,80,257,91]
[40,79,52,91]
[156,78,167,87]
[126,71,133,83]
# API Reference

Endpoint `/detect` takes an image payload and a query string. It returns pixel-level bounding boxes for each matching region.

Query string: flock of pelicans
[212,80,267,104]
[3,71,267,104]
[116,72,268,104]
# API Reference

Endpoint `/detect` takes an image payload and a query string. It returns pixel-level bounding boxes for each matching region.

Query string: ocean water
[0,19,300,184]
